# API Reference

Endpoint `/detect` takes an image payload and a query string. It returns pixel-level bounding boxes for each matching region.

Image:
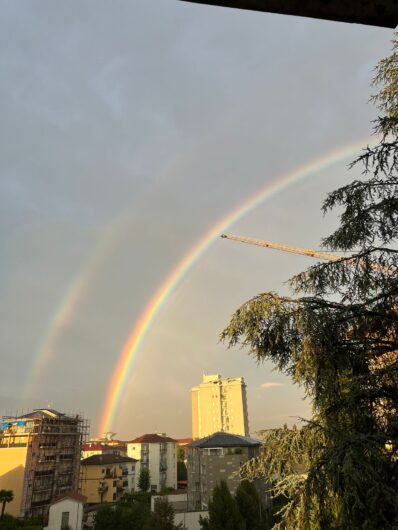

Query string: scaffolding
[0,409,89,518]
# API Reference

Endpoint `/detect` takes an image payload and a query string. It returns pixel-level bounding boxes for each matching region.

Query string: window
[61,512,69,527]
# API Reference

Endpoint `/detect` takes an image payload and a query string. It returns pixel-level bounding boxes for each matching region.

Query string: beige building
[191,374,249,439]
[186,432,262,511]
[80,454,137,504]
[0,409,86,518]
[127,434,177,493]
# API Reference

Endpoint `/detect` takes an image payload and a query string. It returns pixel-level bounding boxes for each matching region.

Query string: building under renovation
[0,408,87,518]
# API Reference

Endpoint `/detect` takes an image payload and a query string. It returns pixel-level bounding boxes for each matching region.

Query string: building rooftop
[129,433,176,444]
[181,0,398,28]
[3,408,65,421]
[51,492,87,505]
[82,443,115,452]
[187,432,261,448]
[2,408,80,426]
[81,454,137,465]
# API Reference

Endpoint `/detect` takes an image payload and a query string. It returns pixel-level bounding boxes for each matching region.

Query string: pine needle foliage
[221,38,398,530]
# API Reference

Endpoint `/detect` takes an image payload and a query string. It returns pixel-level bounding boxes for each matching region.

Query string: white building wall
[174,511,209,530]
[166,442,177,489]
[44,499,84,530]
[149,443,160,491]
[121,461,136,492]
[127,441,177,492]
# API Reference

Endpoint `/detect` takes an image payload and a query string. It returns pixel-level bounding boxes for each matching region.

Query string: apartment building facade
[0,408,86,518]
[186,432,261,511]
[127,434,177,492]
[191,374,249,439]
[80,454,137,503]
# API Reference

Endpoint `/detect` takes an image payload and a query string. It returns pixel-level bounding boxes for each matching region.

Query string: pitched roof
[187,432,262,449]
[51,492,87,505]
[82,443,114,452]
[129,433,176,444]
[81,454,137,465]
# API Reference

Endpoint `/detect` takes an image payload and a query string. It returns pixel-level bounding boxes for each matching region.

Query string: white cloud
[261,382,284,390]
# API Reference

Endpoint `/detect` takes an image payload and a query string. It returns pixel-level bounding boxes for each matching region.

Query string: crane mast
[220,233,341,263]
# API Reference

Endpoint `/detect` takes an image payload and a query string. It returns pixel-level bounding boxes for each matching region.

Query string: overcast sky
[0,0,393,438]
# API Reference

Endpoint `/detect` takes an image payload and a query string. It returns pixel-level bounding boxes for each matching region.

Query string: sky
[0,0,394,439]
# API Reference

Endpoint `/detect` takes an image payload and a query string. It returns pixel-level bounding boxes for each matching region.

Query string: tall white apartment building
[127,434,177,493]
[191,374,249,439]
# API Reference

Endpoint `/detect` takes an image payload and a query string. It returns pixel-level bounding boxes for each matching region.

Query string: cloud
[261,382,284,390]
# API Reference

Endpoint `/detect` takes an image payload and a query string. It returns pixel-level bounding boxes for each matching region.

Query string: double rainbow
[98,138,372,434]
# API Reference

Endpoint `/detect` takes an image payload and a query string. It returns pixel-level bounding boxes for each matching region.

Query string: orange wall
[0,447,28,516]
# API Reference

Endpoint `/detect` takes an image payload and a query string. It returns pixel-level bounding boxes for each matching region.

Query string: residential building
[87,434,127,457]
[43,492,86,530]
[0,409,86,518]
[127,434,177,492]
[80,454,137,504]
[186,432,262,511]
[81,442,118,459]
[191,374,249,438]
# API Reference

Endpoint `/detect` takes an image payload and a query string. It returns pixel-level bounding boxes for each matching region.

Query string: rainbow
[24,219,128,401]
[98,137,374,434]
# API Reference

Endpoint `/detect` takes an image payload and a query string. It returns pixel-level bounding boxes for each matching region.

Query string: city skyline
[0,1,393,437]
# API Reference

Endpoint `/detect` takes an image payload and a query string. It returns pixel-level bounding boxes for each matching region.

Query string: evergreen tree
[95,495,151,530]
[94,505,119,530]
[118,502,151,530]
[221,39,398,529]
[200,481,245,530]
[138,467,151,492]
[235,479,263,530]
[177,461,187,482]
[143,497,182,530]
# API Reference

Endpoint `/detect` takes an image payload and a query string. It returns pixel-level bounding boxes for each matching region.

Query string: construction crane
[220,233,391,276]
[220,233,342,263]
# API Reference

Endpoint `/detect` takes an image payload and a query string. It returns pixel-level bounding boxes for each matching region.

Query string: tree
[176,445,185,462]
[143,497,182,530]
[177,461,187,482]
[0,491,13,518]
[221,39,398,529]
[0,515,17,530]
[95,497,151,530]
[200,481,245,530]
[235,479,263,530]
[94,505,119,530]
[138,467,151,492]
[118,502,151,530]
[176,446,187,482]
